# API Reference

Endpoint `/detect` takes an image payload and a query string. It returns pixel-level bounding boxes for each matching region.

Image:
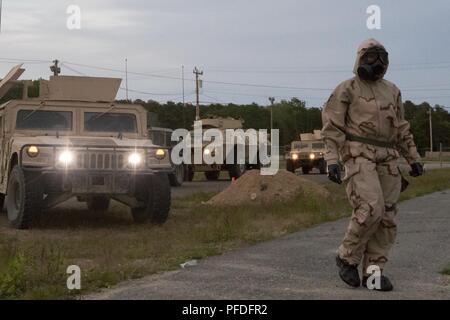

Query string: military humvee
[285,130,327,174]
[0,65,172,229]
[148,127,186,186]
[186,117,259,181]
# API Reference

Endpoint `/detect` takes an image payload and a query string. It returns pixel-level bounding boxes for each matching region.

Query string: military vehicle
[0,65,172,229]
[148,127,186,186]
[285,130,327,174]
[186,117,259,181]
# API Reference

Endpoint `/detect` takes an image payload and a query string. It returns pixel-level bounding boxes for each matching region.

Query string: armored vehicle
[285,130,327,174]
[186,117,259,181]
[0,65,172,229]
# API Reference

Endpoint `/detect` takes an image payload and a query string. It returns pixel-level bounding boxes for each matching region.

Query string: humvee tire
[0,194,5,213]
[6,166,43,229]
[204,171,220,181]
[185,166,194,182]
[132,173,171,224]
[286,159,295,173]
[228,163,246,179]
[87,196,110,212]
[169,164,185,187]
[318,159,327,174]
[302,166,310,175]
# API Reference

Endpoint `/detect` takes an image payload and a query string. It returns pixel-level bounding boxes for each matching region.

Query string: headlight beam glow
[128,152,142,166]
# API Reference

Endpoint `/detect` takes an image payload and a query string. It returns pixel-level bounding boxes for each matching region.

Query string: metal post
[269,97,275,130]
[0,0,3,34]
[182,65,186,127]
[125,58,129,102]
[428,108,433,153]
[193,67,203,121]
[50,60,61,76]
[182,65,185,106]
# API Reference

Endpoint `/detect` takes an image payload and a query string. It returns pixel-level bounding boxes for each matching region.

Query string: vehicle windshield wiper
[22,104,46,122]
[87,104,117,122]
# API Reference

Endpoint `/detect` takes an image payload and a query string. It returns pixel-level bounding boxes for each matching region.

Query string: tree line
[1,81,448,153]
[135,98,449,152]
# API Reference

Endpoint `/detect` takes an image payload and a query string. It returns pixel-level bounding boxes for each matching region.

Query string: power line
[61,61,335,91]
[3,57,450,103]
[5,56,450,75]
[202,64,450,75]
[0,57,52,63]
[203,89,326,100]
[63,60,184,81]
[60,62,87,76]
[120,87,194,97]
[62,60,450,93]
[60,62,187,98]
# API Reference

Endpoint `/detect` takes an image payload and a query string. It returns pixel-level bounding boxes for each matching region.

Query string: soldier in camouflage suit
[322,39,423,291]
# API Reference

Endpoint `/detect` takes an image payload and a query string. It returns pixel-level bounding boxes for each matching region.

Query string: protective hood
[352,38,389,79]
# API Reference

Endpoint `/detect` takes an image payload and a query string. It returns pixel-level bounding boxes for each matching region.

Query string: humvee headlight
[27,146,40,157]
[309,153,316,160]
[155,149,166,160]
[59,150,74,165]
[292,153,299,160]
[128,152,142,165]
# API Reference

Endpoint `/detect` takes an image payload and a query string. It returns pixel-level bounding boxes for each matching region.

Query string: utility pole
[182,65,186,127]
[125,58,129,102]
[269,97,275,130]
[428,107,433,153]
[193,67,203,120]
[182,65,185,106]
[50,60,61,76]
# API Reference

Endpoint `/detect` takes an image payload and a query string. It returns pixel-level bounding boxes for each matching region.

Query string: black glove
[409,162,424,177]
[328,164,342,184]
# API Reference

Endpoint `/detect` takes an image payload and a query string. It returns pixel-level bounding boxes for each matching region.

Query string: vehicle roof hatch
[39,75,122,102]
[0,64,25,100]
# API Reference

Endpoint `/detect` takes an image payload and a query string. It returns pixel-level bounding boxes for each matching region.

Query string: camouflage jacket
[321,39,420,165]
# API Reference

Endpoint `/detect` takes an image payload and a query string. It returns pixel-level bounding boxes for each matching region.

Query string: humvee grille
[75,152,126,170]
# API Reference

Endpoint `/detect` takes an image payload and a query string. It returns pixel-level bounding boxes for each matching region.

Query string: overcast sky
[0,0,449,108]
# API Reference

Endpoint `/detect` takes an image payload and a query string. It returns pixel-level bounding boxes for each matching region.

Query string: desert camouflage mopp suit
[322,39,420,274]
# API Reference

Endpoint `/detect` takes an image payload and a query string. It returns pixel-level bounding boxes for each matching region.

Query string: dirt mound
[206,170,329,206]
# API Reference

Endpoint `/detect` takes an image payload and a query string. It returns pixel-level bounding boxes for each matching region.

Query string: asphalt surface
[88,189,450,300]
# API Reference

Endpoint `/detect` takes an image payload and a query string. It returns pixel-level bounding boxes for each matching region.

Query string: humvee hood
[13,136,157,148]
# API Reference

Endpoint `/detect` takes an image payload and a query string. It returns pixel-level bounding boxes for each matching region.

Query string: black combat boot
[362,274,394,291]
[336,255,360,287]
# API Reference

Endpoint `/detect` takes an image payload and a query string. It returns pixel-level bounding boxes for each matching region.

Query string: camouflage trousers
[338,156,401,274]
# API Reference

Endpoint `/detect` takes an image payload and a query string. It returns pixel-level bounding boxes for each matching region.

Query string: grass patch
[399,168,450,201]
[1,168,449,299]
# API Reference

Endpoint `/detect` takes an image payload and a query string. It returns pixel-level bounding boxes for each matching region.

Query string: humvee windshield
[312,142,325,149]
[292,142,309,149]
[149,130,174,147]
[16,110,73,131]
[84,112,137,133]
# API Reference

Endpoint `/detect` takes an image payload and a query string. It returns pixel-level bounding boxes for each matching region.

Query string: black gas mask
[357,47,389,81]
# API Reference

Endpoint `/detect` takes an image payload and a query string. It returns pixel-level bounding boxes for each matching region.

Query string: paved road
[88,190,450,300]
